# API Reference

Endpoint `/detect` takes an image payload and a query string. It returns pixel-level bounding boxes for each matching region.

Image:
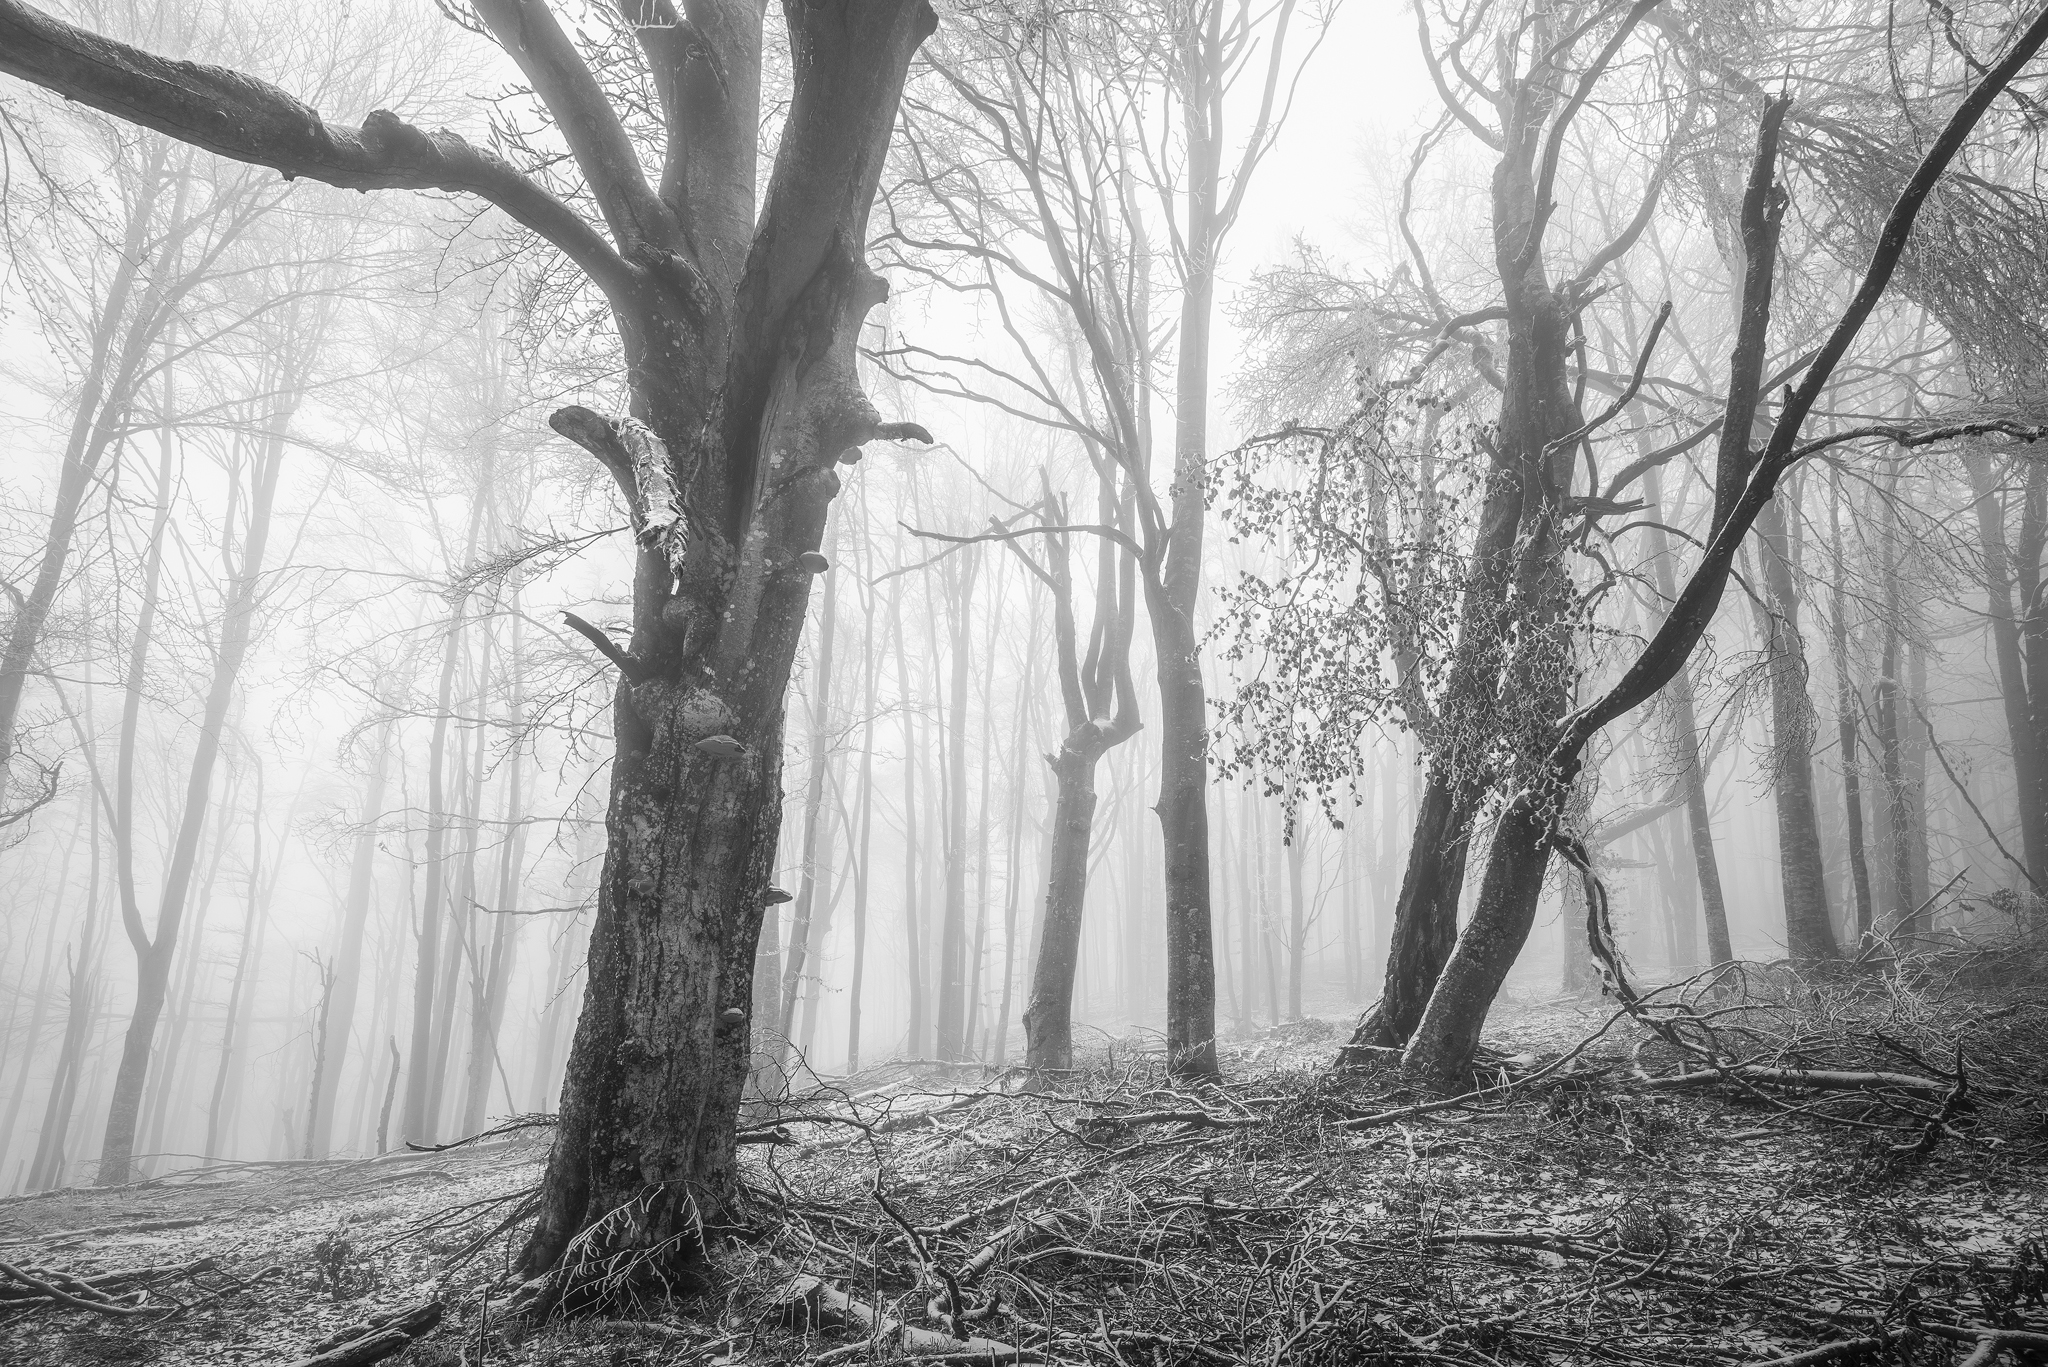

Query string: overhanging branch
[0,1,637,298]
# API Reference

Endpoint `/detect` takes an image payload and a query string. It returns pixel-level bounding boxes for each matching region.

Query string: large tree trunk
[0,0,938,1286]
[519,4,937,1287]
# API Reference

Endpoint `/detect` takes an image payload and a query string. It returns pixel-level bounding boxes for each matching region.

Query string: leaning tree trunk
[1343,772,1480,1053]
[1342,367,1537,1059]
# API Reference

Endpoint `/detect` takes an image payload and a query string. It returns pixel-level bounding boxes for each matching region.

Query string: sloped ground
[4,964,2045,1367]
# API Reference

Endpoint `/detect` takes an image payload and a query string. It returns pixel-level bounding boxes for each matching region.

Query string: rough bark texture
[1343,773,1477,1052]
[0,0,940,1285]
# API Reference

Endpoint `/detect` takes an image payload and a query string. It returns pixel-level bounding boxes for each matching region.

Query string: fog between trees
[0,0,2045,1310]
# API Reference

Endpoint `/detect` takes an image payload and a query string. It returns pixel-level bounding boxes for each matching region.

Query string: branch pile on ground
[721,964,2047,1366]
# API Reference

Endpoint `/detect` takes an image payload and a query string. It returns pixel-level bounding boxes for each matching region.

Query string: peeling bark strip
[0,0,938,1296]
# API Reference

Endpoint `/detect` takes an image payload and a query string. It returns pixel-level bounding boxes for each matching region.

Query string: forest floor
[3,955,2045,1367]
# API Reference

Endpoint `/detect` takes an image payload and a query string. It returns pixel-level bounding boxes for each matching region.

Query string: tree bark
[1344,772,1478,1052]
[1962,450,2045,885]
[1753,496,1839,959]
[0,0,940,1286]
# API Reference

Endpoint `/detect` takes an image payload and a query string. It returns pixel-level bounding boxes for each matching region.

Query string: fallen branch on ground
[1641,1064,1950,1098]
[0,1258,152,1315]
[776,1270,1039,1363]
[285,1299,444,1367]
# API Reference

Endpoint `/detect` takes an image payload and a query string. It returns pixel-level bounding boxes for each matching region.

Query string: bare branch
[0,0,639,297]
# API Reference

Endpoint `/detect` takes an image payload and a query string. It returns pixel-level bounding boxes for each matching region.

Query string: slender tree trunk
[1146,590,1217,1077]
[402,485,485,1145]
[891,580,928,1057]
[1023,750,1100,1070]
[992,648,1031,1067]
[935,548,978,1060]
[845,578,879,1075]
[308,718,393,1158]
[1827,481,1876,942]
[2,914,63,1187]
[1753,497,1839,958]
[1963,451,2046,887]
[1905,642,1932,924]
[204,765,269,1162]
[0,157,162,791]
[1286,813,1306,1019]
[964,624,997,1054]
[462,620,527,1137]
[1644,465,1734,962]
[100,391,296,1184]
[430,634,495,1131]
[137,782,236,1167]
[778,525,841,1065]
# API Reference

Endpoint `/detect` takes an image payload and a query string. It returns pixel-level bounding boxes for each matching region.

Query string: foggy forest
[2,0,2047,1363]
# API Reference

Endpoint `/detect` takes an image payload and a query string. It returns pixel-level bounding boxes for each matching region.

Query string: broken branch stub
[548,405,689,574]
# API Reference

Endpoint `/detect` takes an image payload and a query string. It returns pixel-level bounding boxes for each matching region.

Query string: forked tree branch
[906,520,1146,564]
[1564,6,2048,754]
[0,1,638,298]
[470,0,679,251]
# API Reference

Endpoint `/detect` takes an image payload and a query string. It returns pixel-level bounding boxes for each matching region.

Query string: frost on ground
[3,966,2045,1366]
